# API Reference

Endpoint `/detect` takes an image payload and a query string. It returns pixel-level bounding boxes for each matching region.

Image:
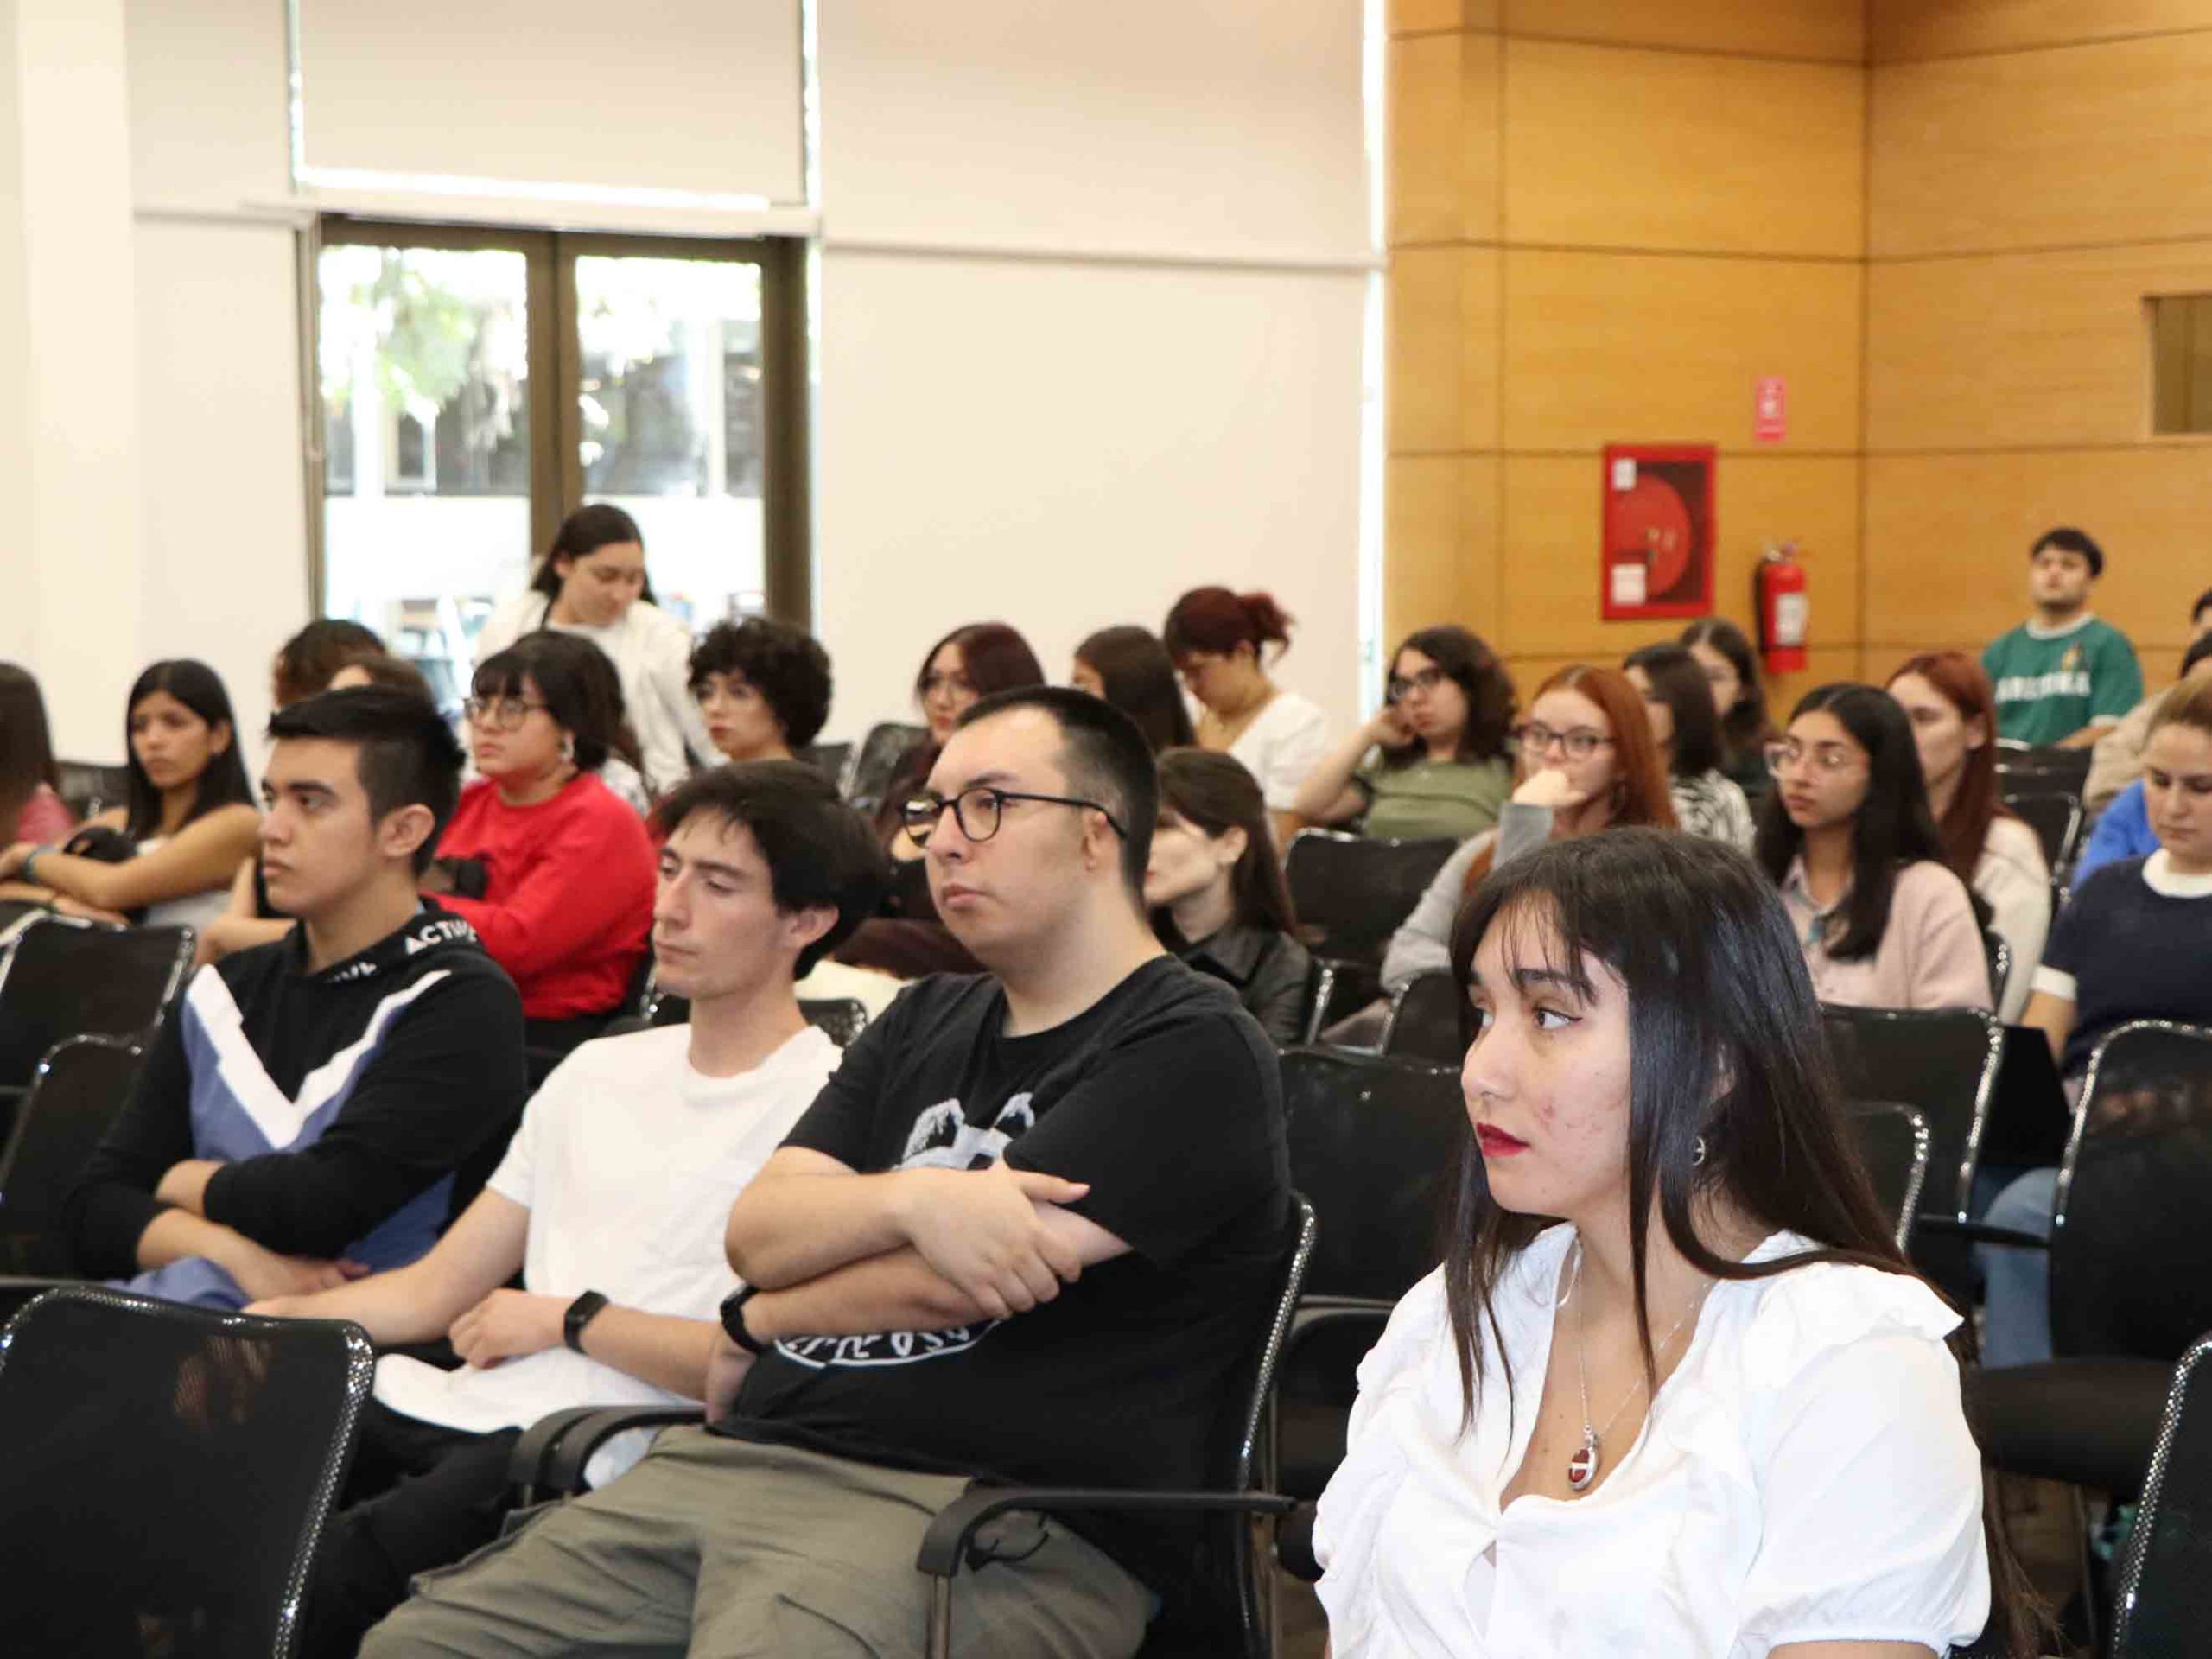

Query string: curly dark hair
[690,618,834,750]
[1378,625,1516,769]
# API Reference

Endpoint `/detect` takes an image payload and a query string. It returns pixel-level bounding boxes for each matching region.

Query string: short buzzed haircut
[2030,526,2105,579]
[266,688,466,874]
[652,760,891,976]
[956,684,1158,901]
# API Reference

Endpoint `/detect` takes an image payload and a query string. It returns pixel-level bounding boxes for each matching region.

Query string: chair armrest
[506,1405,618,1497]
[536,1406,701,1495]
[1914,1217,2050,1251]
[0,1274,82,1325]
[914,1484,1298,1580]
[1281,1296,1393,1370]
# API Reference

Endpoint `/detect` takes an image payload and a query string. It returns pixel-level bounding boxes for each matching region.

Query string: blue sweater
[2075,780,2156,883]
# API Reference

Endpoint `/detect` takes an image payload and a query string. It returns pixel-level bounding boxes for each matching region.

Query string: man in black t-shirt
[367,688,1291,1659]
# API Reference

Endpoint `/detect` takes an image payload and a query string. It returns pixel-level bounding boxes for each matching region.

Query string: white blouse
[1316,1227,1989,1658]
[1226,690,1332,815]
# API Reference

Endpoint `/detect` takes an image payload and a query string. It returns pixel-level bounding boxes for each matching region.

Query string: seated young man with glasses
[64,688,530,1310]
[365,686,1293,1659]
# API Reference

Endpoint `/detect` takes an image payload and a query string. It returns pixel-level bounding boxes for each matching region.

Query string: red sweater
[434,774,654,1021]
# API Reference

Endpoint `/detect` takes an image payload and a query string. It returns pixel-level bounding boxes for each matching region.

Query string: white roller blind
[295,0,804,204]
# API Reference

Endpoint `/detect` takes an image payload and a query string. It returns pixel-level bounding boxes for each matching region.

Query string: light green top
[1353,754,1513,842]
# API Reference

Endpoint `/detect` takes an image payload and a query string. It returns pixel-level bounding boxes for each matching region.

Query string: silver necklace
[1563,1240,1712,1495]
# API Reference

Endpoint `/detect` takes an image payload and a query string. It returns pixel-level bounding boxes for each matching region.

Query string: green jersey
[1981,615,2143,747]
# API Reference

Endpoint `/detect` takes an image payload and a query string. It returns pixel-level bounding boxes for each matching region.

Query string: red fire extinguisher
[1756,543,1808,676]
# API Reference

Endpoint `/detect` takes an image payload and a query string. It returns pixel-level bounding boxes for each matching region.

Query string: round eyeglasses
[901,785,1128,847]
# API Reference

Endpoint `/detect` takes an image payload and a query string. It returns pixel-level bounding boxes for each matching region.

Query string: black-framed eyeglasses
[1388,666,1449,702]
[1513,721,1612,761]
[463,696,551,730]
[901,785,1128,847]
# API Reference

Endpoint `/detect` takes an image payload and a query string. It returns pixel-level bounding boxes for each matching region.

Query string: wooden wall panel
[1503,250,1864,453]
[1866,243,2212,450]
[1872,0,2212,62]
[1497,454,1861,658]
[1389,30,1501,245]
[1389,245,1502,453]
[1386,454,1501,647]
[1503,41,1863,257]
[1863,448,2212,652]
[1391,0,1494,34]
[1871,34,2212,258]
[1503,0,1862,61]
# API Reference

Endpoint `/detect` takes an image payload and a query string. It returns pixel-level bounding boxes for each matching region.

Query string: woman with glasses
[1293,626,1517,842]
[1754,683,1991,1012]
[1145,749,1314,1044]
[1378,665,1675,996]
[430,633,658,1063]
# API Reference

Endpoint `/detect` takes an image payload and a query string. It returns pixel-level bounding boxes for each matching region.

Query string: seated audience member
[1624,642,1754,851]
[1294,626,1516,842]
[1981,526,2143,749]
[474,505,713,793]
[2084,629,2212,812]
[0,659,258,929]
[0,662,72,846]
[1071,625,1195,753]
[434,633,658,1063]
[1886,652,2050,1021]
[1147,749,1314,1045]
[1980,676,2212,1367]
[61,690,527,1309]
[1758,684,1992,1012]
[2074,776,2157,882]
[1315,830,2029,1659]
[836,621,1042,980]
[1165,585,1331,845]
[271,617,385,711]
[1680,617,1778,799]
[1379,664,1675,995]
[363,687,1290,1658]
[251,760,887,1657]
[690,617,833,765]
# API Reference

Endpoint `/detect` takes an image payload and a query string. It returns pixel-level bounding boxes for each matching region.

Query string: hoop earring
[1691,1135,1708,1167]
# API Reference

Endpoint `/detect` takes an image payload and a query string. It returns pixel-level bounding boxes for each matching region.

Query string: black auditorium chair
[1276,1047,1465,1503]
[54,760,131,823]
[1995,741,2094,800]
[1378,968,1464,1067]
[0,1286,373,1657]
[1843,1099,1931,1251]
[799,996,869,1048]
[842,721,928,817]
[0,916,192,1126]
[1983,931,2012,1017]
[1284,830,1459,1039]
[2107,1333,2212,1659]
[801,740,853,786]
[0,1034,144,1274]
[2002,789,2084,883]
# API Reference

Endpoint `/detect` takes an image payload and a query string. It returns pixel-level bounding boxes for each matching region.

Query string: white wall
[68,0,1370,761]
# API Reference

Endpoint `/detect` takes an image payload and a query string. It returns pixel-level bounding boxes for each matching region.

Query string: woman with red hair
[1886,652,2049,1020]
[1380,665,1675,992]
[1164,587,1331,845]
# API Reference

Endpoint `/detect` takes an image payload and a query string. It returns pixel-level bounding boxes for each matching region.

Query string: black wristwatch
[563,1290,610,1354]
[719,1284,768,1357]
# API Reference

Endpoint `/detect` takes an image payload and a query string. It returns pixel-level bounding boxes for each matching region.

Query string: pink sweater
[9,785,73,846]
[1778,856,1993,1013]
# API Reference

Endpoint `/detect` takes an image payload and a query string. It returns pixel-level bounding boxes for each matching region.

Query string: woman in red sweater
[429,632,656,1065]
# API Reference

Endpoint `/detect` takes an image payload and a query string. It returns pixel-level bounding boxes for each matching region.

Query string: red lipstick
[1476,1125,1527,1158]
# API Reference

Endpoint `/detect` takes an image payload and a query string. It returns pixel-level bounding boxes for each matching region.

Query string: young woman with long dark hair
[1755,683,1990,1012]
[1316,829,2041,1658]
[1294,626,1516,842]
[1681,617,1778,799]
[0,662,71,847]
[1885,652,2049,1020]
[1164,586,1331,845]
[1144,749,1312,1044]
[0,659,258,929]
[473,505,713,793]
[1624,641,1753,851]
[1071,626,1195,754]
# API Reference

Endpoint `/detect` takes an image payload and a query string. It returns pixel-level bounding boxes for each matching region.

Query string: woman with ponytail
[1164,586,1331,845]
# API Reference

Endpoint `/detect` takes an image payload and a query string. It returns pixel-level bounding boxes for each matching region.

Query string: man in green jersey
[1981,527,2143,749]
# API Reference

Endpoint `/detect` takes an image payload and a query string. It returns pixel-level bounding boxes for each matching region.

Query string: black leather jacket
[1177,922,1315,1047]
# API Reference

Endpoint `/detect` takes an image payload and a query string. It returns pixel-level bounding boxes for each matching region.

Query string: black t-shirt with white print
[715,954,1290,1589]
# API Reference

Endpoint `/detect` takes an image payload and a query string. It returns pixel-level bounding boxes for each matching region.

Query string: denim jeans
[1977,1166,2060,1368]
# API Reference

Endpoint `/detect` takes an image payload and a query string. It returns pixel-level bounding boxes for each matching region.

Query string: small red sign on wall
[1754,375,1788,443]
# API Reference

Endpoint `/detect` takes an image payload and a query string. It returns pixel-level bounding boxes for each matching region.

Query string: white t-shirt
[1975,813,2051,1023]
[372,1021,838,1479]
[1316,1226,1989,1658]
[1227,690,1332,814]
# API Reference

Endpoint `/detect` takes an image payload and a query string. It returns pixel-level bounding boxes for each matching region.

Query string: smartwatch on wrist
[719,1284,768,1357]
[563,1290,610,1354]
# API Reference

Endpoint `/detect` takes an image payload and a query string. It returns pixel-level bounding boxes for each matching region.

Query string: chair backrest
[1842,1100,1930,1251]
[54,759,130,822]
[2048,1021,2212,1361]
[0,1286,373,1657]
[1820,1004,2003,1221]
[1280,1046,1464,1302]
[1284,830,1459,969]
[1982,931,2012,1014]
[842,721,928,815]
[798,996,869,1048]
[801,741,853,785]
[0,917,194,1092]
[0,1035,144,1274]
[2112,1332,2212,1659]
[2001,790,2084,877]
[1996,743,2094,798]
[1380,969,1465,1067]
